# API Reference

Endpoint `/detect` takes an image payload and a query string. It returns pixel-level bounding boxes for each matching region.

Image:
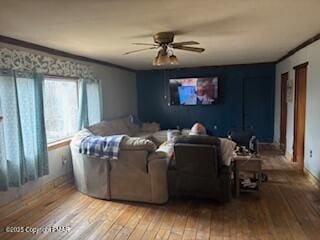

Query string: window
[43,77,79,143]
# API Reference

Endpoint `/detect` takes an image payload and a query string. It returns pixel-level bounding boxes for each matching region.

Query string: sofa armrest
[148,151,168,161]
[148,153,169,204]
[156,142,174,159]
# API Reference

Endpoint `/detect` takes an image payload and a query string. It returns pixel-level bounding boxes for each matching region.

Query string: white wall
[274,39,320,180]
[93,64,137,119]
[0,42,137,206]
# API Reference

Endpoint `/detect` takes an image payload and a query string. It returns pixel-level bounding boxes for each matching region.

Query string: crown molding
[0,35,135,73]
[138,61,276,72]
[277,33,320,63]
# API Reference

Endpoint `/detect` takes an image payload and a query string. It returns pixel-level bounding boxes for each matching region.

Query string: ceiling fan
[124,32,205,66]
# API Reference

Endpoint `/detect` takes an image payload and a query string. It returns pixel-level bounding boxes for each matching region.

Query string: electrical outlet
[310,150,313,158]
[213,125,218,130]
[62,155,68,165]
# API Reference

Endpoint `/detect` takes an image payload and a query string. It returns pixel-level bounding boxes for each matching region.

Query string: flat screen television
[169,77,218,105]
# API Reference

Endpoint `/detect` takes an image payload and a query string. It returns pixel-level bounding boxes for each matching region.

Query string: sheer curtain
[0,70,48,191]
[77,79,103,130]
[77,79,89,130]
[0,113,8,190]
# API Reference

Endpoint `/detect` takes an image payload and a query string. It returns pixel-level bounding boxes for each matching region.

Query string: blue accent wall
[136,63,275,142]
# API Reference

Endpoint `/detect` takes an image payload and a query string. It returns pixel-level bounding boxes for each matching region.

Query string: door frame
[280,72,288,152]
[293,62,308,167]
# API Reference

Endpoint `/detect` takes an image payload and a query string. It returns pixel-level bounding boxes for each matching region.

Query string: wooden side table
[233,154,262,197]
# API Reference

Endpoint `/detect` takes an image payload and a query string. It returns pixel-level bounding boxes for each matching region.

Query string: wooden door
[280,73,288,152]
[293,63,308,167]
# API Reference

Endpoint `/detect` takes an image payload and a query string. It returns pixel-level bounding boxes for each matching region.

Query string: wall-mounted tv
[169,77,218,105]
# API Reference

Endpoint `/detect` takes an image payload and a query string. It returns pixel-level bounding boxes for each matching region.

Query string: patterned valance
[0,47,94,79]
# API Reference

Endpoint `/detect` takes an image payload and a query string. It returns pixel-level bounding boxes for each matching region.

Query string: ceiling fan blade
[123,46,158,55]
[173,45,205,53]
[132,43,159,46]
[171,41,199,46]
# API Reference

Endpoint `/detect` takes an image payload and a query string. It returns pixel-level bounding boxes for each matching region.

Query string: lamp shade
[157,54,170,65]
[153,57,158,66]
[153,48,178,66]
[169,55,179,64]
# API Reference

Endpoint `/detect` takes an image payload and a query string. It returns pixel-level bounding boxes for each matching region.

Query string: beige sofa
[70,116,169,204]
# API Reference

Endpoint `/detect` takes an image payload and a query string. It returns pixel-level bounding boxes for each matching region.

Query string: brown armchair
[168,135,232,202]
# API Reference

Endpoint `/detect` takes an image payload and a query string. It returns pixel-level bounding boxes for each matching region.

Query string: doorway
[293,63,308,168]
[280,73,288,152]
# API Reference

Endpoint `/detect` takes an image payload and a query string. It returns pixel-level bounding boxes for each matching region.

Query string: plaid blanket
[79,135,126,160]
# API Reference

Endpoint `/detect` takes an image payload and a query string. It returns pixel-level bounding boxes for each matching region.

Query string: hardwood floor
[0,145,320,240]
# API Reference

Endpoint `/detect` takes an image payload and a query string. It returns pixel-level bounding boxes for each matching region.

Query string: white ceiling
[0,0,320,70]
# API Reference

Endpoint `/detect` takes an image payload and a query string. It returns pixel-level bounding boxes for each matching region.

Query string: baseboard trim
[21,173,74,201]
[258,142,280,148]
[0,173,74,208]
[282,151,293,162]
[303,168,320,187]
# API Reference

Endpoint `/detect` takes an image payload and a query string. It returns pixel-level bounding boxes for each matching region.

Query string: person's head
[189,123,207,135]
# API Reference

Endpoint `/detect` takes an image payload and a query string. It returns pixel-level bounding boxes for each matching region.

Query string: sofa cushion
[133,131,154,139]
[88,118,131,136]
[88,121,114,136]
[122,116,141,136]
[152,130,168,144]
[141,122,160,132]
[107,118,131,135]
[120,137,156,152]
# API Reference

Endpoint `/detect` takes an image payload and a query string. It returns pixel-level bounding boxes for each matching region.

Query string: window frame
[43,75,80,149]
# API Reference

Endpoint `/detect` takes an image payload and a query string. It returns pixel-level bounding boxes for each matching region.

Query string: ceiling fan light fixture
[169,55,179,65]
[153,49,171,66]
[157,54,171,65]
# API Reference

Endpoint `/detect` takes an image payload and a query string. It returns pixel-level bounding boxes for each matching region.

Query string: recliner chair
[168,135,232,202]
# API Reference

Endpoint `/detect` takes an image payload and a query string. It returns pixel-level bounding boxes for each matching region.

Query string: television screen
[169,77,218,105]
